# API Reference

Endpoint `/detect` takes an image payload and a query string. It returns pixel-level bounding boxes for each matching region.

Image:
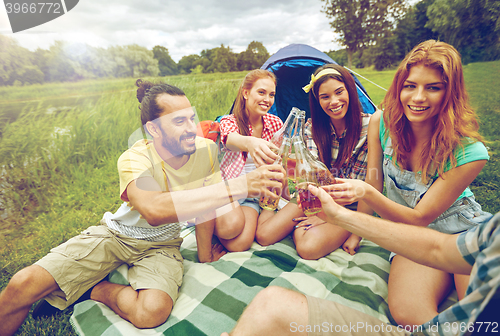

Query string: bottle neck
[282,108,305,138]
[293,113,305,139]
[292,135,308,161]
[282,113,298,138]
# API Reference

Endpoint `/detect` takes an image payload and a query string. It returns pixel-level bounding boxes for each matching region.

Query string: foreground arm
[128,164,285,225]
[331,161,486,226]
[310,185,472,274]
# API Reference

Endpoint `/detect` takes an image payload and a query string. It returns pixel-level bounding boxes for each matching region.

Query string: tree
[322,0,406,68]
[326,49,347,66]
[178,54,202,74]
[0,35,44,85]
[367,0,439,70]
[426,0,500,63]
[392,0,438,59]
[237,41,270,70]
[210,44,237,73]
[152,46,178,76]
[108,45,159,78]
[371,32,400,70]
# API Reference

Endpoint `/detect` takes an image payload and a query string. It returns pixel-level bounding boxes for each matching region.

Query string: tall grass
[0,63,498,335]
[0,78,134,102]
[0,73,246,335]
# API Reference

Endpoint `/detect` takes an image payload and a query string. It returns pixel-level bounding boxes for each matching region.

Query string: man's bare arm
[127,164,285,226]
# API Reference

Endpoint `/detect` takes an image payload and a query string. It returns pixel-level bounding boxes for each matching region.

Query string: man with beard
[0,80,285,335]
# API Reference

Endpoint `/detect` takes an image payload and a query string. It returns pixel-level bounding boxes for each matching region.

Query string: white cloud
[1,0,340,62]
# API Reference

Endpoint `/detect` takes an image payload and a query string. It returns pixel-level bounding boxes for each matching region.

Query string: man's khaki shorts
[35,224,183,309]
[307,296,411,336]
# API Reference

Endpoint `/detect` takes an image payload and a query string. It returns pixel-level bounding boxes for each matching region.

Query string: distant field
[0,61,498,335]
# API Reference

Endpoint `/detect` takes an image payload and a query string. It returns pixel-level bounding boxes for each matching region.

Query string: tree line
[323,0,500,69]
[0,37,269,86]
[1,0,499,86]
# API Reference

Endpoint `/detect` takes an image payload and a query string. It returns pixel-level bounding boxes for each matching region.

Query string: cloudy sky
[0,0,340,62]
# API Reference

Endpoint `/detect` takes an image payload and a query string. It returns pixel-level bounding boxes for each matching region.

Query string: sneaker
[31,275,108,320]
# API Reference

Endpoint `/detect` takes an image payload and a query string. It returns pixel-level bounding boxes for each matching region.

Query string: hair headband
[302,68,342,93]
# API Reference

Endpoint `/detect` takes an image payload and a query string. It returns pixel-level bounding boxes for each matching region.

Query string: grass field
[0,62,499,335]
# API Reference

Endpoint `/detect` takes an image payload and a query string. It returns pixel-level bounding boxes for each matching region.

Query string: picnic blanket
[70,228,395,336]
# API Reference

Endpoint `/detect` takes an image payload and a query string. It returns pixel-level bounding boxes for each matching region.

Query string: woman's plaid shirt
[219,114,283,180]
[303,113,371,180]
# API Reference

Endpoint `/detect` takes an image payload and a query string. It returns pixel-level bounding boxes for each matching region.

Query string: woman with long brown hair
[257,64,372,259]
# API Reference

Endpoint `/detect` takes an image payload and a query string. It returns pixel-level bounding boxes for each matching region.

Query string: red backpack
[197,120,220,143]
[197,116,225,162]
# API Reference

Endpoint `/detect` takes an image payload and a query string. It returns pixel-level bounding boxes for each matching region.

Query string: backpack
[197,119,220,143]
[197,115,225,163]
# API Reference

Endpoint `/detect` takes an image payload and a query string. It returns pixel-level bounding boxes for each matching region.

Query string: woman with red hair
[216,69,283,252]
[319,40,492,327]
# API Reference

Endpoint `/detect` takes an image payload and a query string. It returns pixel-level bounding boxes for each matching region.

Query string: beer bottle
[259,108,304,211]
[293,136,322,216]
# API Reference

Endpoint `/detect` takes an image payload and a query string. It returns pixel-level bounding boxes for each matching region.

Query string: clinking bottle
[269,107,301,151]
[259,107,304,211]
[298,121,336,188]
[293,115,336,216]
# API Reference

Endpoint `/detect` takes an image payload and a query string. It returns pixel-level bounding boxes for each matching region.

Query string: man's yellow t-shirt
[102,136,221,241]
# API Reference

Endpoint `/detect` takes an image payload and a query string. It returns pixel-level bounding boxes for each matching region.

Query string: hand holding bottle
[245,137,279,166]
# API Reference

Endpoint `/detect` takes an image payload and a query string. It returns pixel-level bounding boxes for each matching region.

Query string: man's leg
[222,286,410,336]
[91,283,172,329]
[112,238,183,329]
[0,265,59,336]
[222,286,309,336]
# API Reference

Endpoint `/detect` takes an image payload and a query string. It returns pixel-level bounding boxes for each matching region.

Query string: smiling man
[0,80,285,335]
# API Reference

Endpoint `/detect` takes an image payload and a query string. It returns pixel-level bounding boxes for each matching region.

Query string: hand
[322,178,368,206]
[342,234,361,255]
[246,137,278,167]
[246,164,285,199]
[292,215,326,231]
[300,184,344,224]
[199,242,227,263]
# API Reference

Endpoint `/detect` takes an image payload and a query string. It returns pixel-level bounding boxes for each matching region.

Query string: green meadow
[0,63,499,335]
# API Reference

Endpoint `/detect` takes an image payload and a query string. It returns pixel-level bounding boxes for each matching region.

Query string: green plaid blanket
[70,229,393,336]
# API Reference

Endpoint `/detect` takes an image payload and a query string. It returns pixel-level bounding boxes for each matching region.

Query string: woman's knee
[216,213,245,240]
[388,286,440,327]
[388,301,435,327]
[255,224,274,246]
[295,234,324,260]
[223,234,254,252]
